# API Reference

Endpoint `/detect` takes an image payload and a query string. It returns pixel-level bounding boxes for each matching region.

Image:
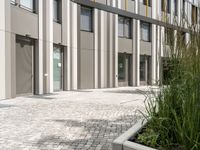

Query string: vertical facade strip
[44,0,54,93]
[49,0,54,93]
[151,0,157,85]
[94,8,99,88]
[71,2,78,90]
[135,0,140,86]
[66,0,71,90]
[62,0,71,90]
[5,0,12,98]
[0,0,9,99]
[99,10,105,88]
[37,0,44,95]
[113,0,121,87]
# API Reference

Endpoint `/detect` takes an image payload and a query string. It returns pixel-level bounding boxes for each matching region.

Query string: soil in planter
[129,125,183,150]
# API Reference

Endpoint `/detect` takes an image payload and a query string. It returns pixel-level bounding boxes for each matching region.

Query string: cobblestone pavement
[0,86,152,150]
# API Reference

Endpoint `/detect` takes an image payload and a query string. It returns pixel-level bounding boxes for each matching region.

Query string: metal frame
[71,0,189,33]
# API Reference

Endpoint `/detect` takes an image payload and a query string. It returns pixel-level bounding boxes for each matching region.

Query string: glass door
[140,55,150,85]
[53,46,63,91]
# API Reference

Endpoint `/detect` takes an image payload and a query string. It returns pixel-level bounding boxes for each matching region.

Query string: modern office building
[0,0,199,99]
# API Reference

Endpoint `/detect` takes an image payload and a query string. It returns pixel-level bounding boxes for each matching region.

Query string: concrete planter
[112,119,157,150]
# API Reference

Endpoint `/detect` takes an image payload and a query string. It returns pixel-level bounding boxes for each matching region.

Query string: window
[53,0,61,23]
[20,0,35,12]
[118,16,132,38]
[118,54,126,80]
[174,0,178,16]
[182,0,185,17]
[81,6,93,32]
[165,28,174,45]
[11,0,16,4]
[192,5,197,25]
[143,0,151,7]
[162,0,171,13]
[141,22,151,42]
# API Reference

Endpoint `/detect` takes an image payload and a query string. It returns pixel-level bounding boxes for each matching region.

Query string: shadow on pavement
[36,114,143,150]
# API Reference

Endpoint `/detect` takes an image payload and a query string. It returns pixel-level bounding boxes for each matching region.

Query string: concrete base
[112,119,157,150]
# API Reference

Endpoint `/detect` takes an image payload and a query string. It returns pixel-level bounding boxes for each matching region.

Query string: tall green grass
[142,24,200,150]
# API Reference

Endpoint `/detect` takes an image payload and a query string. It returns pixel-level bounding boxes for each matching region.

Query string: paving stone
[0,86,151,150]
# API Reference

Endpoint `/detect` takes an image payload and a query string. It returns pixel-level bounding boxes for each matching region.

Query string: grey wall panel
[140,41,152,56]
[11,6,38,39]
[118,38,133,54]
[139,4,152,18]
[104,12,108,88]
[96,0,107,5]
[79,31,94,89]
[53,22,62,44]
[128,0,135,13]
[16,37,34,95]
[10,34,16,98]
[163,45,171,57]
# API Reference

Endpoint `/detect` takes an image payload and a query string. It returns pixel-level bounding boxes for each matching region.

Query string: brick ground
[0,87,151,150]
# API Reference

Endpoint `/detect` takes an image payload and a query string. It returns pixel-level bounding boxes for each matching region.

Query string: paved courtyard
[0,87,152,150]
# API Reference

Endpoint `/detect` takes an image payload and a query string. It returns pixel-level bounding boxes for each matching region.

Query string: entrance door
[140,55,151,85]
[16,37,34,95]
[118,53,131,87]
[53,46,63,91]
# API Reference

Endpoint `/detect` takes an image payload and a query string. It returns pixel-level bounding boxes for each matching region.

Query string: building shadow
[35,114,143,150]
[0,104,15,109]
[103,89,153,95]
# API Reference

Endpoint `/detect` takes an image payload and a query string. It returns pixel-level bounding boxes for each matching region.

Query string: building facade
[0,0,199,99]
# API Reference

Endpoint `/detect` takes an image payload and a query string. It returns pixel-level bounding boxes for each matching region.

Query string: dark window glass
[20,0,35,12]
[81,7,93,32]
[118,16,132,38]
[118,55,126,80]
[143,0,151,7]
[161,0,171,13]
[53,0,61,23]
[141,22,151,42]
[192,5,197,25]
[174,0,178,16]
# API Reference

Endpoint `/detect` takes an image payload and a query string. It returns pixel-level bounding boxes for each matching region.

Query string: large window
[80,6,93,32]
[165,28,174,45]
[11,0,16,4]
[143,0,151,7]
[182,0,185,17]
[20,0,35,12]
[118,16,132,38]
[192,5,198,25]
[141,22,151,42]
[53,0,61,23]
[161,0,171,13]
[118,54,126,81]
[174,0,178,16]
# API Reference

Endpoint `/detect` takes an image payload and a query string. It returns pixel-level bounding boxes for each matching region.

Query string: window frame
[53,0,62,23]
[161,0,171,14]
[19,0,36,13]
[141,22,151,42]
[143,0,151,7]
[174,0,178,16]
[118,16,132,39]
[80,6,93,32]
[192,5,198,25]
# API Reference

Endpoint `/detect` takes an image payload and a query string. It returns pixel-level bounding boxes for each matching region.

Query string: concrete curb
[112,119,157,150]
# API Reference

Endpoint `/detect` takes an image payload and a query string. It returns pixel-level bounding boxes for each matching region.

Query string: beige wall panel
[53,22,62,44]
[118,38,133,54]
[140,41,152,56]
[79,31,94,89]
[11,6,38,38]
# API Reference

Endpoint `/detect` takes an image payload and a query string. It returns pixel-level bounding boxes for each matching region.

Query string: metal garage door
[16,37,34,95]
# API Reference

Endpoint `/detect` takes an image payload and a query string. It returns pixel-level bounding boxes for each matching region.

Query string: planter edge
[112,119,157,150]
